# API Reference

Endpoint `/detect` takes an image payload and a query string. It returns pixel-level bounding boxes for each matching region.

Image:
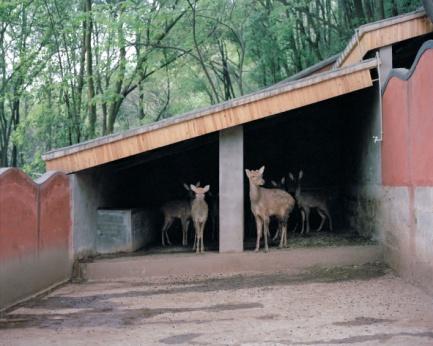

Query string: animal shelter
[2,9,433,310]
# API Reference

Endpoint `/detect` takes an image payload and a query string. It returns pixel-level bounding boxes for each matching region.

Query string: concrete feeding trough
[96,209,155,254]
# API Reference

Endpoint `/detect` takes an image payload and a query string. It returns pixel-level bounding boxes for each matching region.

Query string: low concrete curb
[82,245,383,281]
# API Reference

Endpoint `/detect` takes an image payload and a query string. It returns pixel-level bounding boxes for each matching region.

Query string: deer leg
[192,222,197,251]
[300,209,306,235]
[186,219,191,242]
[304,207,311,234]
[316,209,327,232]
[263,217,270,253]
[325,209,333,231]
[254,216,263,252]
[161,218,173,247]
[166,219,174,245]
[194,221,200,254]
[200,222,205,253]
[279,222,288,248]
[181,218,189,246]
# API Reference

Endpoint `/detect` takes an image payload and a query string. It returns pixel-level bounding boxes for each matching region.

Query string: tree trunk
[11,98,19,167]
[391,0,399,16]
[353,0,366,25]
[377,0,385,19]
[85,0,96,138]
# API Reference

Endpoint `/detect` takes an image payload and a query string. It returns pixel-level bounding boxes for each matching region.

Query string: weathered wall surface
[0,168,71,310]
[71,168,126,257]
[381,40,433,295]
[341,83,382,238]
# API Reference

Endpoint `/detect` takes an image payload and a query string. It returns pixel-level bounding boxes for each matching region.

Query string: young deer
[289,170,333,234]
[160,183,198,247]
[190,184,210,254]
[245,166,295,252]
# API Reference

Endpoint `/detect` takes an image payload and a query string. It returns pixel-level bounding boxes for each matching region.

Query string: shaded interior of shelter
[243,83,381,247]
[75,131,220,253]
[73,80,380,256]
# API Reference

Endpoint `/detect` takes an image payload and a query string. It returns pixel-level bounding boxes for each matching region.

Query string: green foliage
[0,0,422,172]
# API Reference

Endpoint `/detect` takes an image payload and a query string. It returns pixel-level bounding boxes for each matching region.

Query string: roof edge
[334,9,427,68]
[43,58,378,162]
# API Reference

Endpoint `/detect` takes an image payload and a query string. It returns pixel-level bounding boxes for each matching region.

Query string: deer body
[246,167,295,252]
[290,171,333,234]
[190,184,210,254]
[160,200,191,247]
[160,183,200,247]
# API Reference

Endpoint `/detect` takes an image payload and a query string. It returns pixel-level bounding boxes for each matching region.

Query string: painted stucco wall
[0,168,71,310]
[381,41,433,295]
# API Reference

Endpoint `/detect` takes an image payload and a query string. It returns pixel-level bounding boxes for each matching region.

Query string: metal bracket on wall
[373,51,383,143]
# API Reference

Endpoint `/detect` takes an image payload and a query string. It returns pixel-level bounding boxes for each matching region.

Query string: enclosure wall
[0,168,71,310]
[381,41,433,295]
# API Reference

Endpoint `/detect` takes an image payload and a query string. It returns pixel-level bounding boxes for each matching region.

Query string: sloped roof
[43,10,433,173]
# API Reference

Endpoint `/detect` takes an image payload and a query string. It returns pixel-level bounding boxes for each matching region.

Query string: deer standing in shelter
[245,166,295,252]
[160,183,198,247]
[190,184,210,254]
[270,176,299,241]
[289,170,333,234]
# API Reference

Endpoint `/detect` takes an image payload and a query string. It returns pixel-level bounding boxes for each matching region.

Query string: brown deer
[245,166,295,252]
[160,183,198,247]
[289,170,333,234]
[190,184,210,254]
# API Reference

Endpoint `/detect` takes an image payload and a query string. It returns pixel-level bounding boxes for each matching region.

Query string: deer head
[271,177,286,189]
[183,181,200,199]
[289,170,303,197]
[190,184,210,200]
[245,166,265,186]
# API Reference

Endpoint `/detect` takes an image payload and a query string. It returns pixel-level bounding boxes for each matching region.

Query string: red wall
[382,48,433,186]
[0,169,38,261]
[0,168,71,309]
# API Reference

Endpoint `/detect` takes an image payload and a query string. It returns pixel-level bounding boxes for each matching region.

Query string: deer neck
[295,183,301,199]
[249,181,262,202]
[192,195,206,206]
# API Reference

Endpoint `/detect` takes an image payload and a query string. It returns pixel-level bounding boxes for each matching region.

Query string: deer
[272,176,303,238]
[271,177,286,190]
[289,170,333,234]
[245,166,295,252]
[160,182,198,247]
[190,184,210,254]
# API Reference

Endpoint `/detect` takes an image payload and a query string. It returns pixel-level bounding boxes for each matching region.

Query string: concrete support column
[379,45,392,89]
[219,125,244,252]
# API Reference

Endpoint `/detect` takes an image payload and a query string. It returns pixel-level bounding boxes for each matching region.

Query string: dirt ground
[1,263,433,346]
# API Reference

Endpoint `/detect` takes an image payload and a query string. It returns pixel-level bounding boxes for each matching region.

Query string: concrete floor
[1,262,433,346]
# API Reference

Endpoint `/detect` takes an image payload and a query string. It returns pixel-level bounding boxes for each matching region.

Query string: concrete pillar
[219,126,244,252]
[379,45,392,89]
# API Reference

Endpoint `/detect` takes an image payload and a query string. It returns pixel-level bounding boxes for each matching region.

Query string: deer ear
[289,173,294,181]
[299,170,303,179]
[190,184,197,193]
[203,185,210,193]
[245,169,251,177]
[183,183,190,191]
[271,180,277,187]
[258,166,265,174]
[281,177,285,184]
